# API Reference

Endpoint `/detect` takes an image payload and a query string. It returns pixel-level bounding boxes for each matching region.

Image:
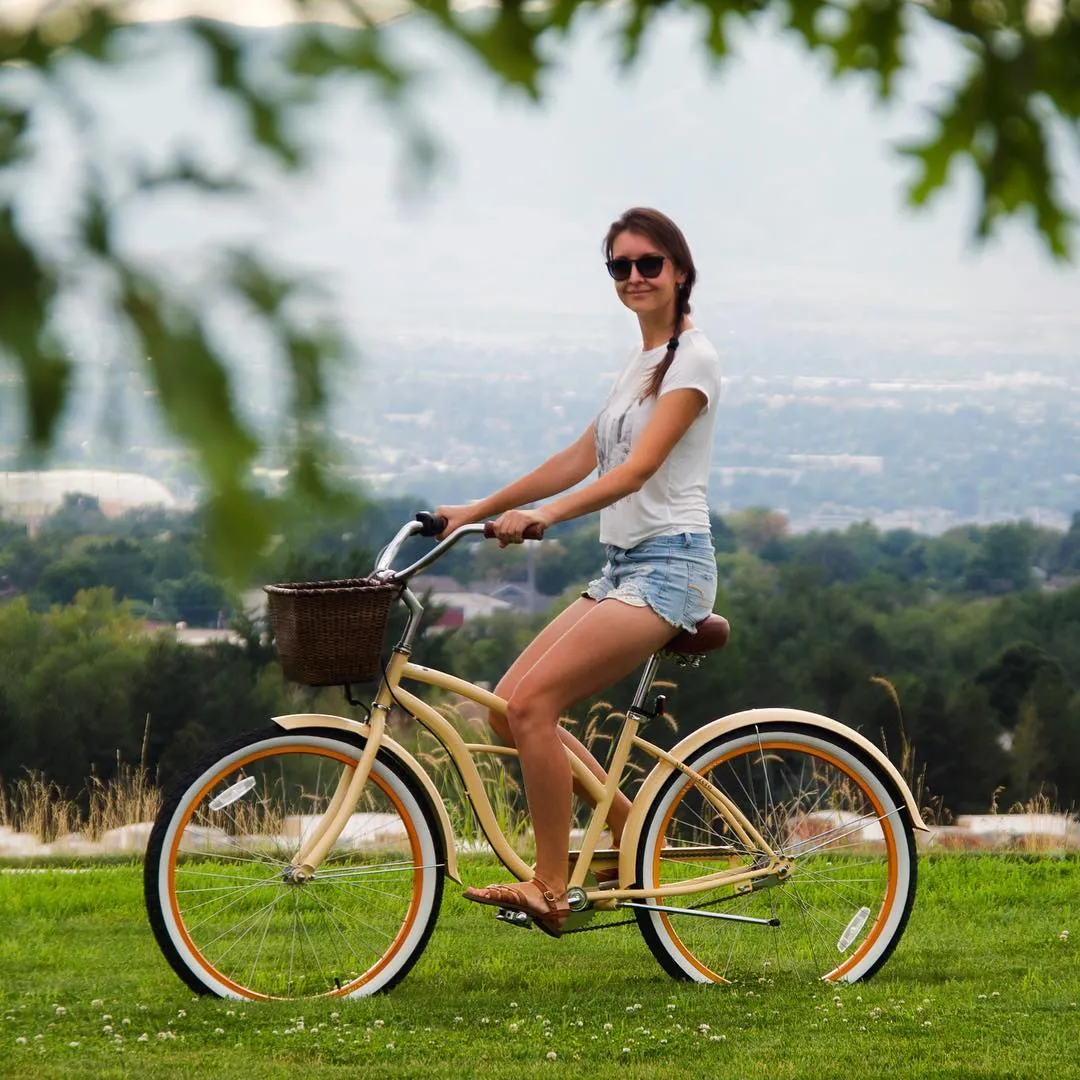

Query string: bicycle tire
[145,726,445,999]
[633,721,917,985]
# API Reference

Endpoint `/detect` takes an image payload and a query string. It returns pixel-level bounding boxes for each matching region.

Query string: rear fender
[272,712,459,883]
[619,707,928,887]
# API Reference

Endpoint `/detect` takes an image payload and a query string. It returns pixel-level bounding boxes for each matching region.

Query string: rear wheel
[145,727,445,999]
[634,723,916,985]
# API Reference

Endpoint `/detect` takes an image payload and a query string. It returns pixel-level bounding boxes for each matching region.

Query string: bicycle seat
[665,614,730,656]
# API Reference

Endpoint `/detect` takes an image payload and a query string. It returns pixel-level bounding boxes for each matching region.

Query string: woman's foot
[463,875,570,938]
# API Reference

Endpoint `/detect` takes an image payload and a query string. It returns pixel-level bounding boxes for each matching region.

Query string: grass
[0,854,1077,1079]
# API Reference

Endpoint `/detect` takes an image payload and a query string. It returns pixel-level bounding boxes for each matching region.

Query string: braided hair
[602,207,697,402]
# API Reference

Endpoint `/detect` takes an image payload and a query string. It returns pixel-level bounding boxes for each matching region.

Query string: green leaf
[0,207,70,447]
[826,0,907,100]
[119,274,260,495]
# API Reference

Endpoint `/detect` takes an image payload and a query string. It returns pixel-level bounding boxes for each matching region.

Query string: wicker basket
[264,577,401,686]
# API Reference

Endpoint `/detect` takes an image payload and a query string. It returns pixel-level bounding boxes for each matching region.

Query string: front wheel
[634,722,917,986]
[145,727,445,999]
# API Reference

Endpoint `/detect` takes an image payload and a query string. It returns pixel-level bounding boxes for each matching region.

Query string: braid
[640,281,691,401]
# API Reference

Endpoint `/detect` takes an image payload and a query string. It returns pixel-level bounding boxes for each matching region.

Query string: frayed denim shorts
[583,532,717,634]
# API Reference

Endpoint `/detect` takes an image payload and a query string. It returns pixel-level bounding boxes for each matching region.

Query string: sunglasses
[606,255,665,281]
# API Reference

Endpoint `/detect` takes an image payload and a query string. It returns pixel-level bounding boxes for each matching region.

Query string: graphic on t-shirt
[596,398,647,479]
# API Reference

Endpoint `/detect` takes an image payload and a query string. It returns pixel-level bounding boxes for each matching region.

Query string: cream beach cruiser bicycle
[145,513,928,1000]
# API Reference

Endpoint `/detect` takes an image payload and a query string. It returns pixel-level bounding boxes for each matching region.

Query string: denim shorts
[582,532,717,634]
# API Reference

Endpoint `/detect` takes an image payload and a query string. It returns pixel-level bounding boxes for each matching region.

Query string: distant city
[3,321,1078,536]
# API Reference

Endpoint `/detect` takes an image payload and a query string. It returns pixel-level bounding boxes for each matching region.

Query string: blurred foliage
[1,1,1077,570]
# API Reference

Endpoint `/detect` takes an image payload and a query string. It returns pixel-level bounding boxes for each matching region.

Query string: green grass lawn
[0,855,1076,1079]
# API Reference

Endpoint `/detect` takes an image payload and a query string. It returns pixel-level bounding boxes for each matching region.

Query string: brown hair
[603,207,697,400]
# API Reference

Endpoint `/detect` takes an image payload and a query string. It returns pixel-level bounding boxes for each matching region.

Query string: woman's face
[609,229,684,319]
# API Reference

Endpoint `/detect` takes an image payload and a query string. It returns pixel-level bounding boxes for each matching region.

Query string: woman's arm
[493,388,706,540]
[435,424,597,536]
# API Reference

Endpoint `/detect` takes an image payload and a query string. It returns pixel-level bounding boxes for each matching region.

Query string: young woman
[434,207,721,936]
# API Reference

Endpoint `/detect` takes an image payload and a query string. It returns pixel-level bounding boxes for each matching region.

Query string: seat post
[627,653,662,714]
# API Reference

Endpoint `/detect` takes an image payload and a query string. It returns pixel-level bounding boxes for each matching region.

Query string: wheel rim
[164,743,429,999]
[644,734,908,985]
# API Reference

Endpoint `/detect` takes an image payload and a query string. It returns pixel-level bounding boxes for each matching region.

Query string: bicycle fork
[283,688,395,883]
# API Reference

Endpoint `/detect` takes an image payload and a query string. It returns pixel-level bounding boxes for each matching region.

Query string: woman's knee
[505,691,558,741]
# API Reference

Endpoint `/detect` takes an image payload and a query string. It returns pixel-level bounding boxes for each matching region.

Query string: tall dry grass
[0,717,161,843]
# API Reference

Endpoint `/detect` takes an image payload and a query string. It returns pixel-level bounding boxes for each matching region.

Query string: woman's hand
[491,507,550,547]
[433,505,479,541]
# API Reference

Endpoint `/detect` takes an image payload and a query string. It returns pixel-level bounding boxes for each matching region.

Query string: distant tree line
[1,496,1079,817]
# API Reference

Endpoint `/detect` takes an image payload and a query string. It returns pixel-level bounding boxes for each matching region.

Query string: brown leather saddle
[665,614,730,656]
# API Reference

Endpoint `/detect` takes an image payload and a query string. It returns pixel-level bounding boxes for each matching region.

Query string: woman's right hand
[433,505,479,541]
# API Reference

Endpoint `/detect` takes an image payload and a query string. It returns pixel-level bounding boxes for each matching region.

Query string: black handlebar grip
[415,512,447,537]
[482,521,546,541]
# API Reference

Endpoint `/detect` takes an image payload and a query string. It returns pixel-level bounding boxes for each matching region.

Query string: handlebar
[414,511,545,543]
[373,512,545,580]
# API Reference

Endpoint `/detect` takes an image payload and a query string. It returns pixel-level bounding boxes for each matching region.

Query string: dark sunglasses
[606,255,665,281]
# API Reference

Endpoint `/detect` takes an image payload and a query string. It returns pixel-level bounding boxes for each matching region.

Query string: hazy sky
[17,3,1080,361]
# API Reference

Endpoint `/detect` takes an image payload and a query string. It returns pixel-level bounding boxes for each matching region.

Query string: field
[0,855,1076,1079]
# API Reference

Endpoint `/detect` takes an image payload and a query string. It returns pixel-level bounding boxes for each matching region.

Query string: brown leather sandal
[463,875,571,938]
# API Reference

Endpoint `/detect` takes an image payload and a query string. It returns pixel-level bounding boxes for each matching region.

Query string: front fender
[618,707,929,887]
[272,712,460,883]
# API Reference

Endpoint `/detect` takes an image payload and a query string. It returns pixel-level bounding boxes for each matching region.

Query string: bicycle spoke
[153,735,443,999]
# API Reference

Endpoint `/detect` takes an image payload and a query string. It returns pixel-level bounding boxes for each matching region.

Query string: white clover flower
[137,1034,149,1043]
[546,1051,557,1061]
[697,1023,710,1033]
[68,1041,79,1048]
[54,1007,66,1017]
[603,1023,613,1031]
[15,1037,27,1045]
[373,1020,384,1029]
[103,1025,114,1035]
[508,1022,519,1034]
[622,1047,631,1054]
[102,1015,112,1022]
[665,1003,676,1011]
[214,1027,224,1035]
[90,999,104,1008]
[1060,930,1070,941]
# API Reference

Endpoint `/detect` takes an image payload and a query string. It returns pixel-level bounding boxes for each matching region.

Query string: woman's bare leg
[495,599,676,899]
[488,598,634,842]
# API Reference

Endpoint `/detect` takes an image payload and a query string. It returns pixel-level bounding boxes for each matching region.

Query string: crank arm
[617,902,779,926]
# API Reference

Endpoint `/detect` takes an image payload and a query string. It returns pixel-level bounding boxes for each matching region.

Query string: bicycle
[144,512,928,1000]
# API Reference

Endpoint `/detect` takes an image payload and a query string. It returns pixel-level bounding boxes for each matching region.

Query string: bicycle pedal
[495,907,534,929]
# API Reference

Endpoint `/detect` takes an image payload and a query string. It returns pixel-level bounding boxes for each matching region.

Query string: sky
[11,1,1080,363]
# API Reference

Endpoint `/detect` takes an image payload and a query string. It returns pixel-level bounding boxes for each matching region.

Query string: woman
[435,207,721,935]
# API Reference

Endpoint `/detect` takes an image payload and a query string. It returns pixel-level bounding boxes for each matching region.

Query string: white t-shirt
[594,328,722,549]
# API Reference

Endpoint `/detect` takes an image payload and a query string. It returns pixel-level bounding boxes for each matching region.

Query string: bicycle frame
[279,516,787,903]
[280,518,928,907]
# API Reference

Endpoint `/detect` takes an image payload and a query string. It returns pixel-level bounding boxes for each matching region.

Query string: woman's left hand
[491,507,551,547]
